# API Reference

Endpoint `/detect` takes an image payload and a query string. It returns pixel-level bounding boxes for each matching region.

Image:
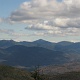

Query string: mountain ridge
[2,45,67,67]
[0,39,80,67]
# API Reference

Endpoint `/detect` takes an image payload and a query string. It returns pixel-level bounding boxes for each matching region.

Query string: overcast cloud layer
[1,0,80,38]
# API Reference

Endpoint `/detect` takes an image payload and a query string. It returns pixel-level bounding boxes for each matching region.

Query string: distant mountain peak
[34,39,46,42]
[58,41,73,43]
[33,39,51,43]
[57,41,74,46]
[34,39,49,42]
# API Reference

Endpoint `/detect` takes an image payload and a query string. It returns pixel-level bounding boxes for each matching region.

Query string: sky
[0,0,80,42]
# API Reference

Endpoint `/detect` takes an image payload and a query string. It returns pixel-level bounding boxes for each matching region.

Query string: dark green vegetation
[42,72,80,80]
[0,65,34,80]
[0,65,80,80]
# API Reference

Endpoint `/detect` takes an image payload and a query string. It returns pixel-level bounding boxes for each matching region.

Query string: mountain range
[0,39,80,67]
[0,45,67,67]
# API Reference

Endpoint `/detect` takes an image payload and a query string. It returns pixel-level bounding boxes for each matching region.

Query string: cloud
[0,28,29,37]
[1,0,80,37]
[25,22,53,30]
[8,0,64,23]
[3,0,80,22]
[0,29,14,34]
[11,33,29,37]
[54,18,80,28]
[34,32,45,36]
[0,18,4,23]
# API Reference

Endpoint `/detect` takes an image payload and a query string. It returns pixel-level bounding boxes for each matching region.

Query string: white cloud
[34,32,45,36]
[54,18,69,27]
[1,0,80,37]
[25,22,53,30]
[54,18,80,28]
[8,0,64,23]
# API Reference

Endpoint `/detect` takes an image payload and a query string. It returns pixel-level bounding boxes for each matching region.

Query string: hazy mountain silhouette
[2,45,67,67]
[0,39,80,67]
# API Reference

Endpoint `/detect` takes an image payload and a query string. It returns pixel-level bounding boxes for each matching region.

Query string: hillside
[0,65,80,80]
[42,72,80,80]
[0,65,34,80]
[0,40,17,48]
[3,45,66,67]
[40,62,80,74]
